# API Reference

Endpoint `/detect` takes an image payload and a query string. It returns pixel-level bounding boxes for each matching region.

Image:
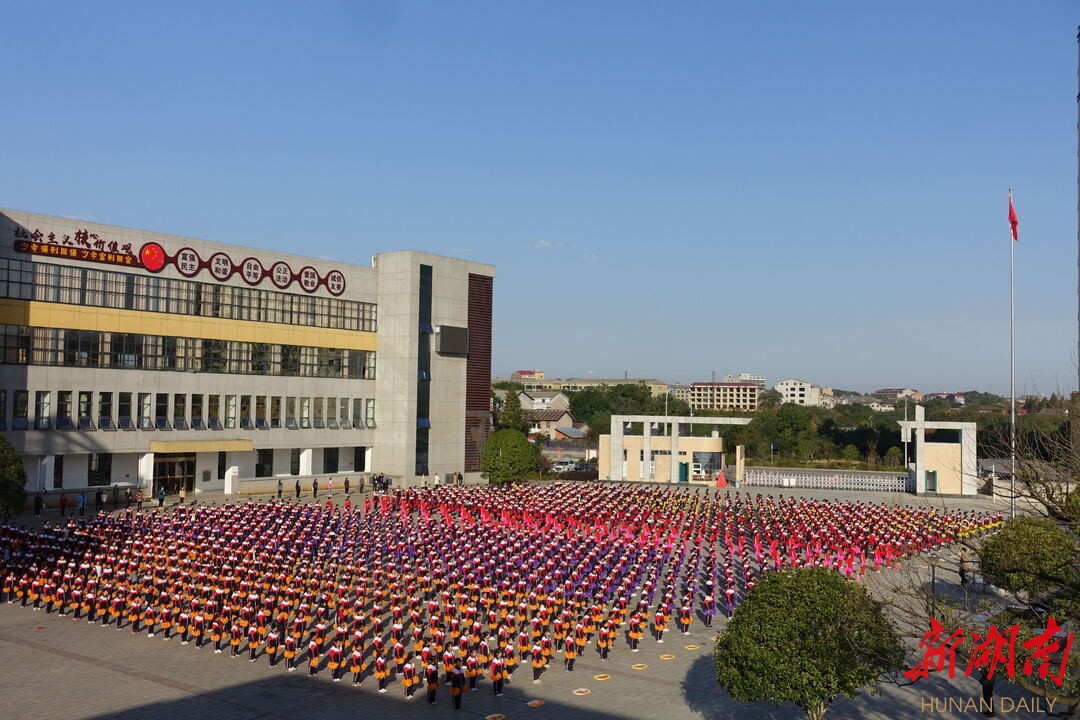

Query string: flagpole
[1010,188,1017,519]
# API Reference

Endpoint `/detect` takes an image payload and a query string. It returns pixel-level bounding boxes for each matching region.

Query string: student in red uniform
[349,646,365,685]
[422,661,439,704]
[374,655,390,693]
[308,638,321,675]
[327,642,344,681]
[449,659,465,709]
[489,656,506,696]
[283,635,299,671]
[265,629,280,667]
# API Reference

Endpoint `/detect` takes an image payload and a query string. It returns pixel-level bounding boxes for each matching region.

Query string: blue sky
[2,1,1077,395]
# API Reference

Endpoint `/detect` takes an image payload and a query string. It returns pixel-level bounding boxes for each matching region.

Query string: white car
[551,460,575,473]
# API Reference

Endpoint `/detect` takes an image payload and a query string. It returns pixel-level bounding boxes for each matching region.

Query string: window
[191,394,204,429]
[0,390,6,430]
[255,396,268,429]
[155,393,170,429]
[208,395,222,430]
[138,392,153,430]
[64,330,100,367]
[225,395,236,429]
[365,398,376,429]
[173,394,187,430]
[99,392,114,430]
[0,325,30,364]
[251,343,271,374]
[300,397,310,428]
[52,456,64,489]
[285,397,297,429]
[218,451,226,481]
[56,391,73,430]
[270,396,281,429]
[12,390,28,430]
[354,446,366,473]
[347,350,376,379]
[352,398,364,429]
[239,395,252,429]
[255,449,274,477]
[317,348,343,378]
[77,391,93,430]
[201,339,227,373]
[87,453,112,487]
[323,447,339,474]
[111,333,143,369]
[339,397,350,428]
[118,392,134,430]
[313,397,324,429]
[34,391,51,430]
[281,345,300,376]
[327,398,338,429]
[290,448,301,475]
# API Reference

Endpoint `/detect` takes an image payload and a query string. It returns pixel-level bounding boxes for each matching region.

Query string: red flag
[1009,191,1019,241]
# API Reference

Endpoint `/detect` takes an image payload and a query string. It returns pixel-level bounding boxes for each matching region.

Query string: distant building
[518,390,570,412]
[511,369,544,381]
[527,408,576,439]
[722,372,766,389]
[671,384,691,404]
[875,388,923,403]
[773,378,823,407]
[515,375,671,398]
[686,382,759,412]
[923,392,966,406]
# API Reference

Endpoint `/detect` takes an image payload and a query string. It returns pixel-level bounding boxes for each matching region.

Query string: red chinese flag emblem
[1009,193,1019,242]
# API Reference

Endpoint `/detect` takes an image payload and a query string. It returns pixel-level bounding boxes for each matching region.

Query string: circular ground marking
[572,688,591,696]
[631,663,649,670]
[593,673,611,681]
[526,700,545,707]
[486,715,507,720]
[659,654,676,660]
[684,644,700,650]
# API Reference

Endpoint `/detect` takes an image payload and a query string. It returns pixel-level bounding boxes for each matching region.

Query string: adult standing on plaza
[434,472,441,488]
[343,477,350,496]
[58,493,68,517]
[33,493,43,517]
[76,491,85,516]
[294,479,301,499]
[327,479,333,499]
[156,486,166,508]
[312,478,319,499]
[277,478,283,500]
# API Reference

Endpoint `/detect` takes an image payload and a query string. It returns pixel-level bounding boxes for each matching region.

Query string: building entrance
[154,453,196,495]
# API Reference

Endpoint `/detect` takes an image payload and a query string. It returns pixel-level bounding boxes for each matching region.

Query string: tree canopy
[479,429,537,485]
[978,516,1078,597]
[0,433,27,517]
[495,391,530,434]
[714,567,904,720]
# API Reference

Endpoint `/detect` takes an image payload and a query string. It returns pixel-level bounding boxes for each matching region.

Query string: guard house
[898,405,978,495]
[600,415,752,483]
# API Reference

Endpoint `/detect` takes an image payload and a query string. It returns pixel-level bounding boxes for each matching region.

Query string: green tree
[480,429,537,485]
[496,391,530,434]
[977,516,1078,597]
[883,446,902,467]
[0,433,27,517]
[842,444,860,462]
[713,568,904,720]
[759,389,782,409]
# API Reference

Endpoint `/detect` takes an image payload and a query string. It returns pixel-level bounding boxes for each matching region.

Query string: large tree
[714,567,904,720]
[496,391,529,434]
[480,429,537,485]
[0,433,27,517]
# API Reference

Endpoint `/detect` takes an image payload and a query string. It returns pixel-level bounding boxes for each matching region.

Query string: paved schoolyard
[1,485,1051,720]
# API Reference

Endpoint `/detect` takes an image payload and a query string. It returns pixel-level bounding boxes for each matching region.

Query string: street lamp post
[928,553,941,618]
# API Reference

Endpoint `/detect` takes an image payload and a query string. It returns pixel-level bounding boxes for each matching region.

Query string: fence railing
[742,468,912,494]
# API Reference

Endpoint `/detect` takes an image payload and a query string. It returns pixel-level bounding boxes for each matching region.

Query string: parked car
[551,460,575,473]
[573,462,592,472]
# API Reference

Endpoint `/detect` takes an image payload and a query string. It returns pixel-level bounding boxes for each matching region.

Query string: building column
[669,422,680,484]
[223,451,243,495]
[299,448,313,476]
[960,425,978,495]
[138,453,154,494]
[913,405,927,493]
[37,455,55,492]
[642,420,652,483]
[609,417,624,482]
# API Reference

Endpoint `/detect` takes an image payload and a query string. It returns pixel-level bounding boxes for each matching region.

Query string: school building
[0,208,494,498]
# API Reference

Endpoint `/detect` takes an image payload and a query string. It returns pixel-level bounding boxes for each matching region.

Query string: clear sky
[2,1,1077,395]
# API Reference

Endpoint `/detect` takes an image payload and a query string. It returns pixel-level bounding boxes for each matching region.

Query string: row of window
[0,257,377,331]
[0,325,375,378]
[53,447,368,489]
[0,390,376,431]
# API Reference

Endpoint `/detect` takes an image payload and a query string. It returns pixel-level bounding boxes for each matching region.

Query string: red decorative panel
[465,274,493,472]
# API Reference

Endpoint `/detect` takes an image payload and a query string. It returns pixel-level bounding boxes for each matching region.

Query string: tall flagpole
[1010,189,1017,519]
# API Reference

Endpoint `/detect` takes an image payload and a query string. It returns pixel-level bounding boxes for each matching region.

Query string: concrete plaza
[0,485,1052,720]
